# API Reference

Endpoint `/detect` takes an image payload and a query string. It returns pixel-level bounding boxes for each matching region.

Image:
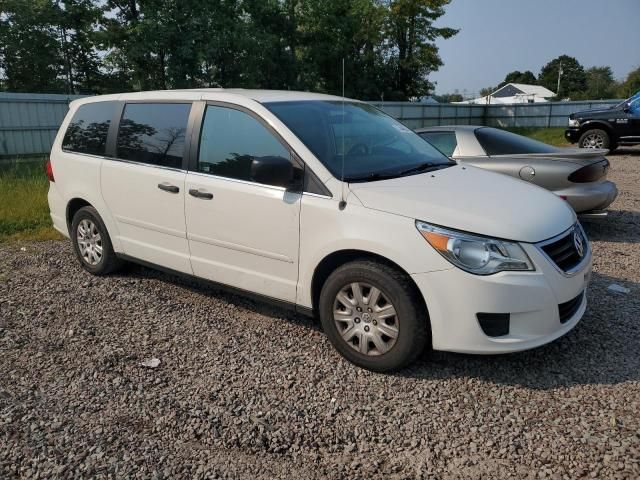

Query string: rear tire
[578,129,610,150]
[71,206,123,276]
[319,259,429,372]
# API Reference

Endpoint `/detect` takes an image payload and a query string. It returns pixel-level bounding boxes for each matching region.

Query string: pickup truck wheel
[579,129,610,149]
[71,206,123,276]
[319,260,428,372]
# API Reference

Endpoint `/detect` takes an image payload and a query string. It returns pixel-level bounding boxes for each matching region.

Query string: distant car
[416,126,617,215]
[565,91,640,150]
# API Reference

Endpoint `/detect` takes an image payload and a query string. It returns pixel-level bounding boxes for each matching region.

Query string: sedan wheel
[333,282,399,356]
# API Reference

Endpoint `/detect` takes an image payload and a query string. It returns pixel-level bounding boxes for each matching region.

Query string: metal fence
[0,92,86,157]
[0,93,623,157]
[370,99,622,129]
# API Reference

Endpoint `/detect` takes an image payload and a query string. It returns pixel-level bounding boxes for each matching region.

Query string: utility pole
[556,61,563,98]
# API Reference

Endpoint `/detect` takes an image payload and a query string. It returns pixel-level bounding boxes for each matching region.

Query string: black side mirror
[622,102,631,112]
[250,156,302,191]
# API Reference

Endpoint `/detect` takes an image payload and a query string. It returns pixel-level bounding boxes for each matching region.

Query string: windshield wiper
[344,172,398,182]
[396,162,452,177]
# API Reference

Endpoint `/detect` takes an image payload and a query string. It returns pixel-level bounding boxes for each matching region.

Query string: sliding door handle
[158,183,180,193]
[189,188,214,200]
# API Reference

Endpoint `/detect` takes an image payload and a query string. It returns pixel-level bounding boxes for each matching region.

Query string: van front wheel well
[310,250,429,319]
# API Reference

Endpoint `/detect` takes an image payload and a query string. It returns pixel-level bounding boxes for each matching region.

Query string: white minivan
[47,89,592,371]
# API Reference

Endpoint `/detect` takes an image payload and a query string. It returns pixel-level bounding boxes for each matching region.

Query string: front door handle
[189,188,214,200]
[158,183,180,193]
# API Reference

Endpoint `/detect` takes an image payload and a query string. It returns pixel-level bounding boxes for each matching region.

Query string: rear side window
[475,127,559,156]
[62,102,116,155]
[418,131,458,156]
[116,103,191,168]
[197,105,291,184]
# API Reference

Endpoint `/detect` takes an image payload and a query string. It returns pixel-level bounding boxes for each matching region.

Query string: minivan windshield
[265,101,454,182]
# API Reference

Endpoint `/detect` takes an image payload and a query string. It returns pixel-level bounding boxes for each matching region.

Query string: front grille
[539,226,587,273]
[558,291,584,324]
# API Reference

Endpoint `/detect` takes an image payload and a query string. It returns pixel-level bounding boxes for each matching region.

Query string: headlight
[568,118,580,127]
[416,221,534,275]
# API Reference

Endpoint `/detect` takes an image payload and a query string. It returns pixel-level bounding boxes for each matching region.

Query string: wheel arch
[579,121,616,140]
[66,197,92,234]
[310,249,430,323]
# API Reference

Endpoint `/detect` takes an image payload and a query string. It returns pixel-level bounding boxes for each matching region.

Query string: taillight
[45,158,55,182]
[568,159,609,183]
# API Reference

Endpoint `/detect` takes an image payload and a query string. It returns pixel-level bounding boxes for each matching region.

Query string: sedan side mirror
[622,102,631,112]
[251,156,302,191]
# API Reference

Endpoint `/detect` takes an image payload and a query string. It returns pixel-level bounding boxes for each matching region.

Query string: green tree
[479,86,495,97]
[0,0,64,92]
[617,67,640,99]
[383,0,458,100]
[582,66,617,99]
[538,55,586,99]
[498,70,537,88]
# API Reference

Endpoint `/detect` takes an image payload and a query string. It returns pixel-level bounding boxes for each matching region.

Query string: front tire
[579,129,610,150]
[319,260,429,372]
[71,206,123,275]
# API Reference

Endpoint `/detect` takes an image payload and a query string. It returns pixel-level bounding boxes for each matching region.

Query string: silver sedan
[416,126,618,215]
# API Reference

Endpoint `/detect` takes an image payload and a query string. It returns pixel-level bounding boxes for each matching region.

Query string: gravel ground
[1,149,639,479]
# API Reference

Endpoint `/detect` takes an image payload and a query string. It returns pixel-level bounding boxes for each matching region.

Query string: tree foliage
[617,67,640,99]
[538,55,586,99]
[497,70,537,89]
[0,0,458,100]
[581,66,617,100]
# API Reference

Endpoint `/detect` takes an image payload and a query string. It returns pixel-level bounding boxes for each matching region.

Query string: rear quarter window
[418,131,458,156]
[62,102,116,156]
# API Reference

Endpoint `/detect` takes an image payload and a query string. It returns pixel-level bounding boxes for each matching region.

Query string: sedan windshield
[264,101,454,182]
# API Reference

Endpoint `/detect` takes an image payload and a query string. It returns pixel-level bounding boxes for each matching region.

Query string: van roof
[74,89,349,105]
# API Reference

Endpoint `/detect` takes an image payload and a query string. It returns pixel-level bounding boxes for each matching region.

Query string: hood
[349,165,576,243]
[570,107,620,119]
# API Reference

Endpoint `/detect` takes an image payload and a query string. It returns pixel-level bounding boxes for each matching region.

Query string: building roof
[492,83,555,98]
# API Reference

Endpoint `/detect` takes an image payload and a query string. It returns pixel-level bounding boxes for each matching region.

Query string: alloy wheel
[76,219,103,266]
[582,132,604,148]
[333,282,399,356]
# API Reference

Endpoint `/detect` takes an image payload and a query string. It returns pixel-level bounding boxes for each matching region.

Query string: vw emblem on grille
[573,229,585,258]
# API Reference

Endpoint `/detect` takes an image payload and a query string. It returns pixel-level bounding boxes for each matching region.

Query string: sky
[431,0,640,96]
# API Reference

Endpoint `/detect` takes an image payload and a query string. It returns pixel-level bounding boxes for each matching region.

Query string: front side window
[475,127,559,156]
[264,101,453,182]
[197,105,291,184]
[418,131,458,157]
[116,103,191,168]
[62,102,116,155]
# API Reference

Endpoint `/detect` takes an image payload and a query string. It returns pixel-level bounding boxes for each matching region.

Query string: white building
[457,83,555,105]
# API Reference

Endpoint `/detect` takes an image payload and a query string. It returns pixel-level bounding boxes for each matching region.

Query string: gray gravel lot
[1,150,639,479]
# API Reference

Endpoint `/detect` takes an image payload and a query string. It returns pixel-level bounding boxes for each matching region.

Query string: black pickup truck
[565,92,640,150]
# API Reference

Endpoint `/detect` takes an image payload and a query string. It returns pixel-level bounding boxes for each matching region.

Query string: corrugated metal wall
[0,93,624,156]
[0,92,86,157]
[370,99,622,129]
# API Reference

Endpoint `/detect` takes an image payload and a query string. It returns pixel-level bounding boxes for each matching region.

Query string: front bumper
[412,240,592,354]
[565,128,581,143]
[554,180,618,213]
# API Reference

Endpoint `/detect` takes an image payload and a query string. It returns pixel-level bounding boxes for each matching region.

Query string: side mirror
[250,156,302,191]
[622,102,631,112]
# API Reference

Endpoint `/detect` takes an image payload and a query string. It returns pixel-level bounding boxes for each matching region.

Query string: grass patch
[505,127,569,147]
[0,160,62,243]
